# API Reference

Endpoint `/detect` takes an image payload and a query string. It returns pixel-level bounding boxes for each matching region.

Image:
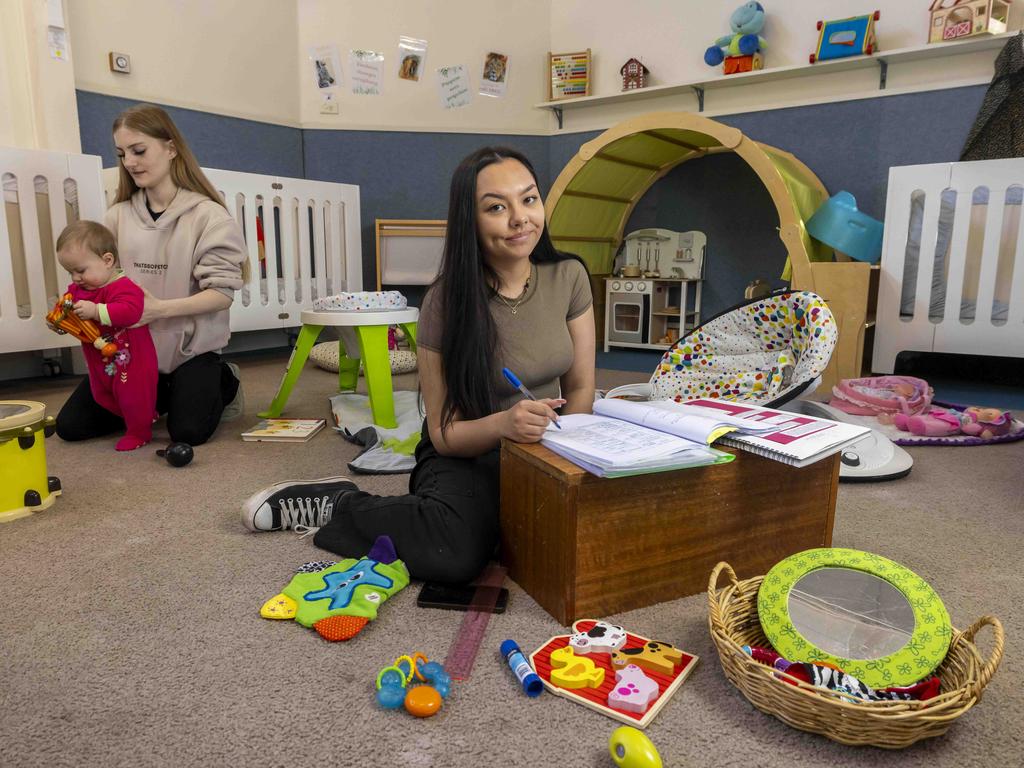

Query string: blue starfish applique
[303,558,394,611]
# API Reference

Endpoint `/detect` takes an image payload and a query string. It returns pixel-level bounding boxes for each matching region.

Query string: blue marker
[502,367,562,430]
[500,639,544,697]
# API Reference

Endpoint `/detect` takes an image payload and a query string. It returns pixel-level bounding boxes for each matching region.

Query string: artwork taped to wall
[480,52,509,98]
[548,49,591,101]
[309,45,342,90]
[398,36,427,82]
[437,65,472,109]
[350,50,384,96]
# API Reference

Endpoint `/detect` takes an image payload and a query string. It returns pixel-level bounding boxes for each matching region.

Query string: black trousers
[56,351,239,446]
[314,423,500,584]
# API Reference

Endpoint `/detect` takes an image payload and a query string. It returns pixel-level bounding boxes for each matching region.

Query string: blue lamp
[806,191,884,264]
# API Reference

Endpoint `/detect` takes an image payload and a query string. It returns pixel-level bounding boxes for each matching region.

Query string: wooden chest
[499,441,838,625]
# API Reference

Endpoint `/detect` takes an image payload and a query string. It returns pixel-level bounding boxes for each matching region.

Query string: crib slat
[312,200,329,298]
[941,184,973,324]
[973,186,1005,328]
[1006,196,1024,329]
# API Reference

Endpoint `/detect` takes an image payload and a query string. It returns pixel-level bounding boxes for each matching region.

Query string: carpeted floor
[1,353,1020,767]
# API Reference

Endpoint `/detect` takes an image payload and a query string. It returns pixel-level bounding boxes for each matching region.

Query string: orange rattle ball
[101,342,118,358]
[404,685,442,718]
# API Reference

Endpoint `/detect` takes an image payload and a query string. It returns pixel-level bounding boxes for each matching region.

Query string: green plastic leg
[258,323,324,417]
[399,321,417,353]
[337,337,360,392]
[355,324,397,428]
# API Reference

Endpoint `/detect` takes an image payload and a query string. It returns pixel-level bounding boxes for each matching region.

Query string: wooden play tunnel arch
[546,111,875,390]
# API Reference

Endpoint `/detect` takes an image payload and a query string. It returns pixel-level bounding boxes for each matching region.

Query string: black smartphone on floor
[416,582,509,613]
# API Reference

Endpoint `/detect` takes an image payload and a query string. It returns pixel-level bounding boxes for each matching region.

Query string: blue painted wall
[302,130,550,302]
[78,84,987,316]
[548,84,987,319]
[76,91,305,178]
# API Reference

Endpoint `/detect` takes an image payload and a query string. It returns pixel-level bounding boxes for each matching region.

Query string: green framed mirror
[757,548,952,689]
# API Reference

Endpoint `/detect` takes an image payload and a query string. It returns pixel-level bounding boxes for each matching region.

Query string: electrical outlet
[109,52,131,74]
[320,91,339,115]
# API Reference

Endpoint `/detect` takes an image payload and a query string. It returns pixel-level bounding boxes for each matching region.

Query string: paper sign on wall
[48,27,68,60]
[350,50,384,95]
[309,45,343,90]
[436,65,472,109]
[398,36,427,82]
[479,52,509,98]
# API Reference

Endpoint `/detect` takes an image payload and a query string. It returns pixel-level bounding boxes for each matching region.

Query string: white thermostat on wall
[108,52,131,74]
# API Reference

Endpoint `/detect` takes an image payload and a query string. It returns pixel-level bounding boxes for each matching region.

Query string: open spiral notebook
[542,398,870,476]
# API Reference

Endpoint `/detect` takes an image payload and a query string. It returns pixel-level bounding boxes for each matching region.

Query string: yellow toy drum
[0,401,62,523]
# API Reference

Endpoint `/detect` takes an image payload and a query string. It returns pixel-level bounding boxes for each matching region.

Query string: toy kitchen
[604,228,706,353]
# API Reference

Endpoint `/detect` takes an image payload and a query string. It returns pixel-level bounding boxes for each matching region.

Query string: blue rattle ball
[375,666,407,710]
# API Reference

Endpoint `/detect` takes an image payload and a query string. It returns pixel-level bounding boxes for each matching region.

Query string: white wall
[68,0,301,127]
[296,0,551,134]
[547,0,1024,132]
[59,1,1021,136]
[0,0,81,152]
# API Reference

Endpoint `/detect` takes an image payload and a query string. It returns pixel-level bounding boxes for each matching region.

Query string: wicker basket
[708,562,1004,749]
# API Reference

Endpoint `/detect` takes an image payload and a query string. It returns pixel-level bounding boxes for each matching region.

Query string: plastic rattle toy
[46,292,118,360]
[374,652,452,718]
[609,726,663,768]
[156,442,194,467]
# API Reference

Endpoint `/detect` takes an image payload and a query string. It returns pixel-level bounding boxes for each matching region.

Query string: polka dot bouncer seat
[649,291,837,406]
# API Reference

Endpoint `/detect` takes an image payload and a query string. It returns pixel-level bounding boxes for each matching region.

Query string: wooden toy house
[928,0,1011,43]
[620,58,649,90]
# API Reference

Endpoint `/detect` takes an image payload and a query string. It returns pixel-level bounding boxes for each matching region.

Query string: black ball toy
[157,442,194,467]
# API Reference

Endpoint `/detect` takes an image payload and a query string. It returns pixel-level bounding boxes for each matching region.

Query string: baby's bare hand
[72,300,97,320]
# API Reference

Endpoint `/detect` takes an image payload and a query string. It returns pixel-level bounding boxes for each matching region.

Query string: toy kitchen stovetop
[604,229,705,353]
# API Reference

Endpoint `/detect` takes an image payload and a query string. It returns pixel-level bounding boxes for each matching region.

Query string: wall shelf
[536,32,1016,128]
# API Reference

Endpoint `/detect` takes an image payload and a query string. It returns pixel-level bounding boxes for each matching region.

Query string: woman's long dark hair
[435,146,580,431]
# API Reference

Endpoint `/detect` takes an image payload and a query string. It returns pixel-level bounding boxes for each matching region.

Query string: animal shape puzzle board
[529,619,698,728]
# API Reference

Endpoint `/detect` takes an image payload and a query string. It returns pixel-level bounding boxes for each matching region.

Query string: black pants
[314,423,500,584]
[56,351,239,446]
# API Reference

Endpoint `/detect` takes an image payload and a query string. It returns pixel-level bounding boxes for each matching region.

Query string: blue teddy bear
[704,2,767,67]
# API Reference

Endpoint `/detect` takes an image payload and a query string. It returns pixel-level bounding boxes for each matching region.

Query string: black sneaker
[241,476,357,532]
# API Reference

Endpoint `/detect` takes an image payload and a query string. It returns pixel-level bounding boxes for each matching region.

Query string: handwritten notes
[350,50,383,96]
[436,65,472,109]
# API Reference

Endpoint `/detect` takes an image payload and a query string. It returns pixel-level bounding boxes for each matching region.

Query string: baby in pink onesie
[56,220,158,451]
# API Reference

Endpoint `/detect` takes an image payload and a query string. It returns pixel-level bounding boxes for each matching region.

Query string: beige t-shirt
[418,258,592,411]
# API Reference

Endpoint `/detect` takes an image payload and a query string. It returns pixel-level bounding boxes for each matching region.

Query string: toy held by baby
[704,2,767,66]
[46,292,117,359]
[893,405,1013,439]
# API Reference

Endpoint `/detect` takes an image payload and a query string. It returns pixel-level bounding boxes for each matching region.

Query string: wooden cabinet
[500,440,839,624]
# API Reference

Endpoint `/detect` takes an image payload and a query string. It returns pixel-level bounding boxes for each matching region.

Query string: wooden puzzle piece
[608,664,659,714]
[549,646,606,690]
[569,620,628,655]
[611,641,684,676]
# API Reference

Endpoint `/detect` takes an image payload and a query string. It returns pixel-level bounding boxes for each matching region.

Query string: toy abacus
[46,293,117,359]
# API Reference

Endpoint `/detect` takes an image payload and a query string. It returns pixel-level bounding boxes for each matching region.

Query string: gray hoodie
[104,189,245,374]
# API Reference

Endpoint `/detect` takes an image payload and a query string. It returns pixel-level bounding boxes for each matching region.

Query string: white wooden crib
[1,144,362,357]
[873,158,1024,372]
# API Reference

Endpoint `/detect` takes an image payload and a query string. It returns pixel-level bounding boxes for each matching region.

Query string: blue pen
[502,367,562,429]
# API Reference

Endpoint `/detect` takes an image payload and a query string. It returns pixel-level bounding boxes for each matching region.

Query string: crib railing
[873,158,1024,372]
[103,166,362,334]
[1,146,107,355]
[0,144,364,358]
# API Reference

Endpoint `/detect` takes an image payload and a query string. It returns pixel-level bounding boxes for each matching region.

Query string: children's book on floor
[241,418,326,442]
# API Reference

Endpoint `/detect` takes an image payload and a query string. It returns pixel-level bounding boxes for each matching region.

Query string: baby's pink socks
[116,434,150,451]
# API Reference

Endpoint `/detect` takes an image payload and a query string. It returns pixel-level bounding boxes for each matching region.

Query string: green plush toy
[260,535,409,641]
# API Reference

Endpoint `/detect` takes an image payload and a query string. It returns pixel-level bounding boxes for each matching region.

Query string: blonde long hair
[112,104,249,281]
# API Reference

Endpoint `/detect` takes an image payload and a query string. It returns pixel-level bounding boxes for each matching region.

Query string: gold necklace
[495,277,530,315]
